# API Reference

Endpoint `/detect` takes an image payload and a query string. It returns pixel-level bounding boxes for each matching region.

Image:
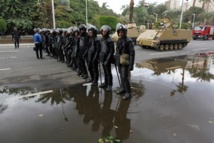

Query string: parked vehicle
[192,25,214,40]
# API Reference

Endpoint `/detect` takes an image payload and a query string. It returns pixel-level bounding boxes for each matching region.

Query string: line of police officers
[35,23,135,100]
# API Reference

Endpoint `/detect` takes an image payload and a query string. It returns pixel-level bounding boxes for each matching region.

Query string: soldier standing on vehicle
[12,27,21,49]
[99,25,115,91]
[115,24,135,100]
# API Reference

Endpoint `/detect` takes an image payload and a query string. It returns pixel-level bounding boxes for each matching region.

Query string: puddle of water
[1,54,214,143]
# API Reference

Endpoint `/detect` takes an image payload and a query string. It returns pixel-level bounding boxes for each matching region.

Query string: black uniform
[45,31,50,56]
[51,31,58,58]
[99,25,115,91]
[116,24,135,100]
[64,32,72,66]
[12,30,20,49]
[71,27,80,70]
[77,24,90,79]
[86,36,100,85]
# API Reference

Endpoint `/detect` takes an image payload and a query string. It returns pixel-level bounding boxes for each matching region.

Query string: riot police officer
[71,26,80,71]
[99,25,115,91]
[115,24,135,100]
[59,29,65,63]
[64,30,72,66]
[77,24,90,79]
[12,27,20,49]
[51,30,58,59]
[85,25,100,86]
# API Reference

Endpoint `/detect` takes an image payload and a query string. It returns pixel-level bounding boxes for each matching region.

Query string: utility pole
[179,0,184,29]
[192,13,195,29]
[51,0,56,29]
[86,0,88,26]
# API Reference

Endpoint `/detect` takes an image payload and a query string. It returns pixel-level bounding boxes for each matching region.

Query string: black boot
[122,93,132,100]
[83,74,88,79]
[77,72,82,76]
[85,78,92,83]
[99,83,107,88]
[91,82,98,86]
[106,86,112,92]
[116,88,125,94]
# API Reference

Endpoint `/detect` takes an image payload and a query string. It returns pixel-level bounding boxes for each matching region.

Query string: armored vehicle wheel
[142,46,149,49]
[164,44,169,50]
[178,44,183,49]
[174,44,178,50]
[169,44,174,50]
[159,44,164,51]
[183,43,187,47]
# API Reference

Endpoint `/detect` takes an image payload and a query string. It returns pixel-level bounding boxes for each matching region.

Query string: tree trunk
[129,0,134,23]
[193,0,196,7]
[202,1,205,10]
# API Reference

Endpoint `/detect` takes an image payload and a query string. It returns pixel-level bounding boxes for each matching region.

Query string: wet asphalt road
[1,41,214,143]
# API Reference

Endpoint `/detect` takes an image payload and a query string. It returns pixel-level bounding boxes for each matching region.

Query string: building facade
[165,0,181,10]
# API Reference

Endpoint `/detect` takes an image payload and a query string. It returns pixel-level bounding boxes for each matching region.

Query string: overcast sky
[95,0,166,14]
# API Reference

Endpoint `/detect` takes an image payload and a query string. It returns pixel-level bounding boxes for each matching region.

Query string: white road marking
[0,68,11,71]
[0,50,19,53]
[0,43,34,47]
[193,48,210,51]
[19,90,53,99]
[150,51,175,56]
[0,56,17,60]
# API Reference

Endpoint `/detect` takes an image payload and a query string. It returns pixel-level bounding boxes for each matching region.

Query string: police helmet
[79,24,87,30]
[100,25,111,36]
[73,26,79,32]
[116,23,127,36]
[88,24,98,37]
[72,26,80,36]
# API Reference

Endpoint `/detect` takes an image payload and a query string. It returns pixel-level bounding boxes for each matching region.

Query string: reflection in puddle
[1,53,214,143]
[0,84,137,142]
[135,54,214,95]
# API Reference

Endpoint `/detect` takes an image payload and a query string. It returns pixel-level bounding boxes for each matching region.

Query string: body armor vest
[88,38,96,62]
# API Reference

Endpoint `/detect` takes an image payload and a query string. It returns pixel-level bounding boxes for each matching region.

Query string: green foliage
[121,1,167,25]
[99,16,118,31]
[173,22,190,29]
[98,135,121,143]
[0,0,35,32]
[0,18,7,32]
[153,4,167,19]
[7,18,32,29]
[55,5,73,28]
[0,0,120,33]
[162,9,181,22]
[183,7,203,23]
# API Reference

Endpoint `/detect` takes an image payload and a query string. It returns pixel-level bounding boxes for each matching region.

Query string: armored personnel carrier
[136,24,192,51]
